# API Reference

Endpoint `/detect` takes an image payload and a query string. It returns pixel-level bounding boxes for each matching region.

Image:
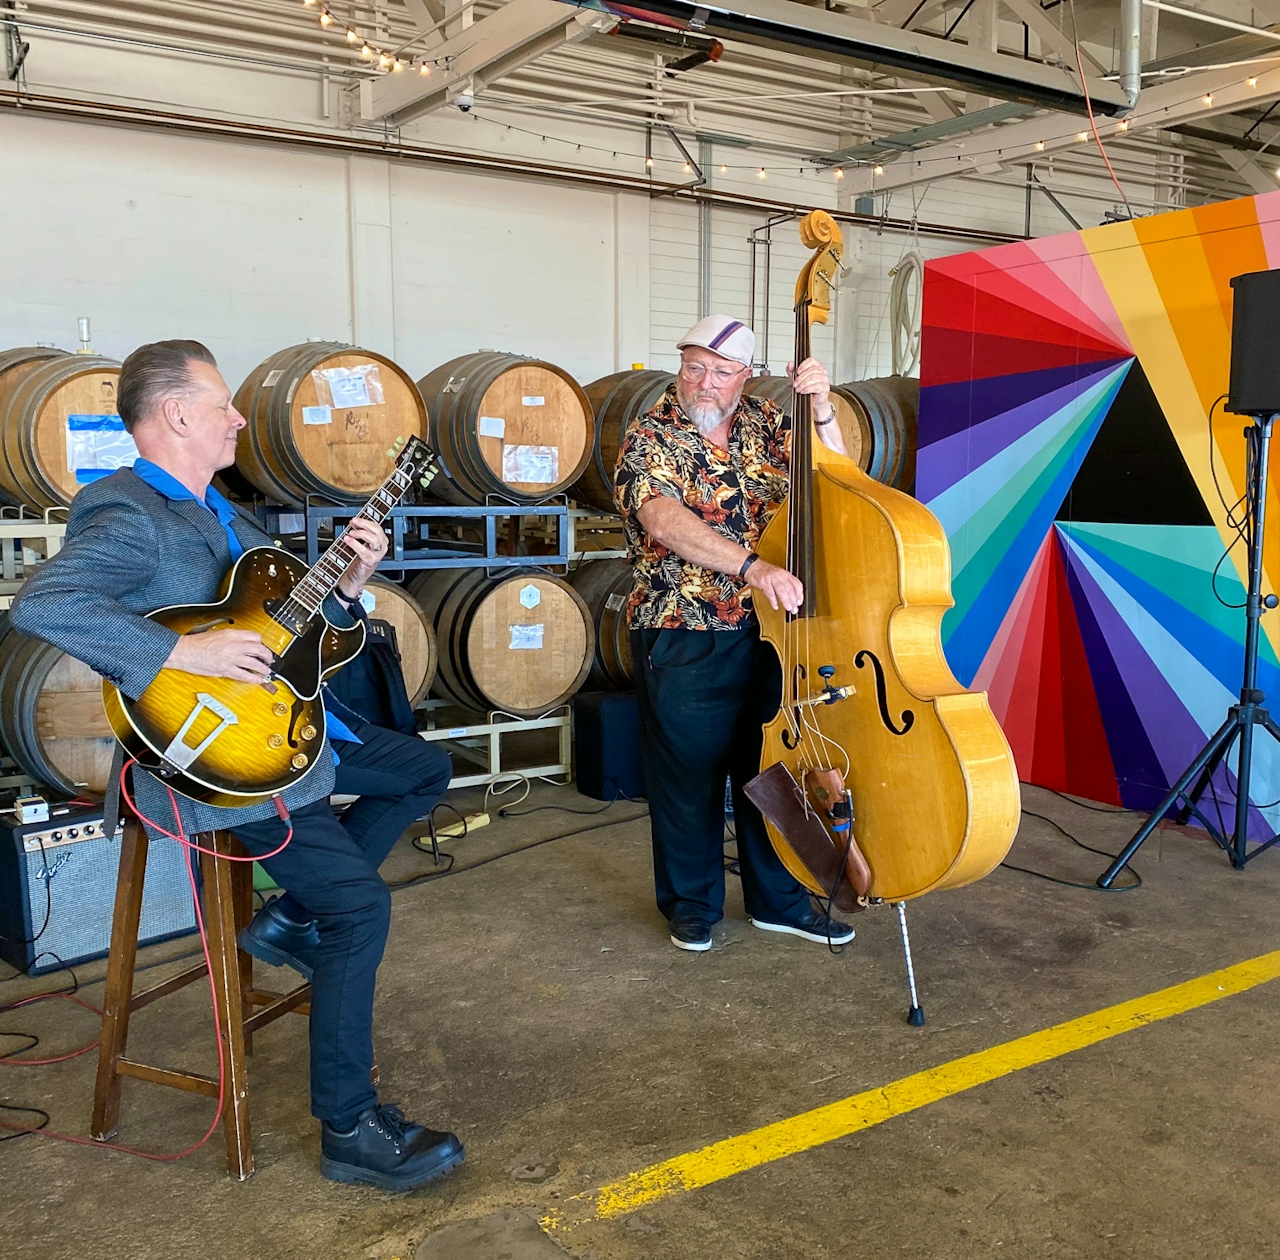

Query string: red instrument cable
[0,760,294,1162]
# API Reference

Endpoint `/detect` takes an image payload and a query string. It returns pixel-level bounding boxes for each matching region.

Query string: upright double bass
[746,211,1019,912]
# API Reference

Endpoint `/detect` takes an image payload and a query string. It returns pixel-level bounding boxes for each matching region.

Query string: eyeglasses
[679,360,747,386]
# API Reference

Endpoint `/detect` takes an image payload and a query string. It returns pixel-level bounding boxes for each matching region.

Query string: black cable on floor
[1001,808,1141,892]
[387,807,650,893]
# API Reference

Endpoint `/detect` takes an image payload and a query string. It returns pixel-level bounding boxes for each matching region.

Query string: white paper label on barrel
[66,414,139,484]
[263,369,283,387]
[302,405,332,426]
[502,444,559,484]
[605,592,627,612]
[509,623,544,650]
[521,396,546,407]
[360,589,376,612]
[519,584,541,609]
[312,364,384,409]
[478,415,506,439]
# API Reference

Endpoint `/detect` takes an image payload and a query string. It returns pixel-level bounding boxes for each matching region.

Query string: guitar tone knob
[291,754,309,770]
[300,724,317,741]
[272,702,288,717]
[268,734,284,749]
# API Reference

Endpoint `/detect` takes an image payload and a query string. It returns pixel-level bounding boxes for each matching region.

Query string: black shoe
[237,898,319,981]
[749,906,855,945]
[320,1104,465,1192]
[669,912,713,953]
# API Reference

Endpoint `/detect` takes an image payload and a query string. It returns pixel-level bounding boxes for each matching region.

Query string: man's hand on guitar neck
[336,517,389,603]
[166,629,274,683]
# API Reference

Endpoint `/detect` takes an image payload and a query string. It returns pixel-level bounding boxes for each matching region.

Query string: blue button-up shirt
[131,458,361,748]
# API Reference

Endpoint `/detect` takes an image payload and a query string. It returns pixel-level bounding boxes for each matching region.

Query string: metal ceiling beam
[362,0,616,123]
[843,55,1280,193]
[554,0,1129,115]
[820,99,1035,161]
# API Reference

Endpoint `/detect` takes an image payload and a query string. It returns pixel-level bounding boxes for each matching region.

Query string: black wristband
[739,551,760,580]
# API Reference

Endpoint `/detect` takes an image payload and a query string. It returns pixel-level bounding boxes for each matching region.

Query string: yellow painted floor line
[542,948,1280,1231]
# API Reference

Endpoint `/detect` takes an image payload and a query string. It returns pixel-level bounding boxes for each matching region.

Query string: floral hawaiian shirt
[613,387,791,631]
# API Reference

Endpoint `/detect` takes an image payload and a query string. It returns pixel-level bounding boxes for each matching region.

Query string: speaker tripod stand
[1099,412,1280,885]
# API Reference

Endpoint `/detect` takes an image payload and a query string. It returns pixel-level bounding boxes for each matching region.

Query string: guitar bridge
[162,692,239,770]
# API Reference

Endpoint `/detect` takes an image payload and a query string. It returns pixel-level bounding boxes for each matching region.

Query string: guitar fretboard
[279,466,412,623]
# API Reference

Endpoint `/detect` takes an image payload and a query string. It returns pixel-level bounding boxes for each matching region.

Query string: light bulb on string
[346,28,357,41]
[719,163,727,174]
[873,164,883,176]
[757,167,767,179]
[1249,77,1259,88]
[361,44,372,58]
[834,168,844,180]
[682,162,692,173]
[392,59,403,71]
[419,62,431,75]
[1116,119,1128,132]
[645,157,654,168]
[319,11,333,26]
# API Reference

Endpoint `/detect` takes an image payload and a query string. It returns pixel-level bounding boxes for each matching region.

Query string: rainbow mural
[918,192,1280,835]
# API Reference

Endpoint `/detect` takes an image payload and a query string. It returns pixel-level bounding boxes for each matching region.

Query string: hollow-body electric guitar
[103,436,437,807]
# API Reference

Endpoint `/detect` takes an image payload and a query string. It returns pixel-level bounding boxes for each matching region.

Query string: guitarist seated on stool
[10,340,463,1193]
[614,316,854,954]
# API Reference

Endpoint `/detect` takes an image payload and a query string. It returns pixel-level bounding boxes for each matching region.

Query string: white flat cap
[677,315,756,368]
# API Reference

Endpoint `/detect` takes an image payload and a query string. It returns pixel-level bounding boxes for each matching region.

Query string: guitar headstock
[387,434,439,490]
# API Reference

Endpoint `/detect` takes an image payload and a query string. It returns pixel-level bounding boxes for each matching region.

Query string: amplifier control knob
[51,831,62,841]
[83,824,96,836]
[67,829,78,838]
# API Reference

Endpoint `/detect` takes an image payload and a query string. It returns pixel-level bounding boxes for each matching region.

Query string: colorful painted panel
[919,192,1280,835]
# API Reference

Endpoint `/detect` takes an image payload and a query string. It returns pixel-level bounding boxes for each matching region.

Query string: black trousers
[631,624,809,926]
[232,719,451,1129]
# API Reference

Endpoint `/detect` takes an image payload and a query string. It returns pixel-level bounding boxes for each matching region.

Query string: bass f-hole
[854,650,914,736]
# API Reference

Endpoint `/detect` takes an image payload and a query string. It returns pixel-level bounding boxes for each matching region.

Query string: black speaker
[1228,269,1280,415]
[573,691,647,803]
[0,807,197,975]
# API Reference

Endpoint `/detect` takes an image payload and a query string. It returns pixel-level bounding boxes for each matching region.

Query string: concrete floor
[2,782,1279,1260]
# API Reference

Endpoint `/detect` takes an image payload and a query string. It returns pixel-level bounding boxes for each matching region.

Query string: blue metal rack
[297,500,570,571]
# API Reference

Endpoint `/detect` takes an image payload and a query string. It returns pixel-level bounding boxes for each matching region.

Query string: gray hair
[117,340,218,433]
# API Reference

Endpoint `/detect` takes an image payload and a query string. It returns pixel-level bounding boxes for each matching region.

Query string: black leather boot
[320,1104,465,1191]
[237,897,320,980]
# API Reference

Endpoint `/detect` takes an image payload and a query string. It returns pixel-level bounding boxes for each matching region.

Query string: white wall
[0,110,647,393]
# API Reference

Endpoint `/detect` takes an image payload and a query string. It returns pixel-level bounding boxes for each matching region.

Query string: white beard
[686,399,730,435]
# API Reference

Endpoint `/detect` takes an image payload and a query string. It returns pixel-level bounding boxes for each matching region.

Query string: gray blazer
[10,468,355,835]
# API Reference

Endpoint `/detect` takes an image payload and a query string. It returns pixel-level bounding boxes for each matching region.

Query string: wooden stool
[91,820,311,1180]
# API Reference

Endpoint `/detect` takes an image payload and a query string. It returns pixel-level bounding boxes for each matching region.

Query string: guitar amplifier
[0,807,197,976]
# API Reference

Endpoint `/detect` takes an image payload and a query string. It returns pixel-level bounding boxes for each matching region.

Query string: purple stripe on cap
[708,320,744,349]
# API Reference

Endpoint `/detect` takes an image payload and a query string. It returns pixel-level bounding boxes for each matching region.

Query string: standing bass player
[614,316,855,952]
[10,340,461,1192]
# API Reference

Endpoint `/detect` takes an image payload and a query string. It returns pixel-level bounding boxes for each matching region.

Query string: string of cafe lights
[461,111,884,180]
[296,0,439,75]
[291,1,888,177]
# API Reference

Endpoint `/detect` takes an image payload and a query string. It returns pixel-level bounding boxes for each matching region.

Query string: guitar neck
[288,465,412,616]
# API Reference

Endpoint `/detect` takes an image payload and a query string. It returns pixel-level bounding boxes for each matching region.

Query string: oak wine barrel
[234,343,429,506]
[572,370,674,513]
[0,622,114,797]
[0,353,123,510]
[840,374,919,491]
[417,353,594,506]
[744,373,918,491]
[359,575,438,706]
[569,559,635,689]
[406,569,593,716]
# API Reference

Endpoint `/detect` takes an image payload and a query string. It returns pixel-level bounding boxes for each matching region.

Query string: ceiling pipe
[1121,0,1142,109]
